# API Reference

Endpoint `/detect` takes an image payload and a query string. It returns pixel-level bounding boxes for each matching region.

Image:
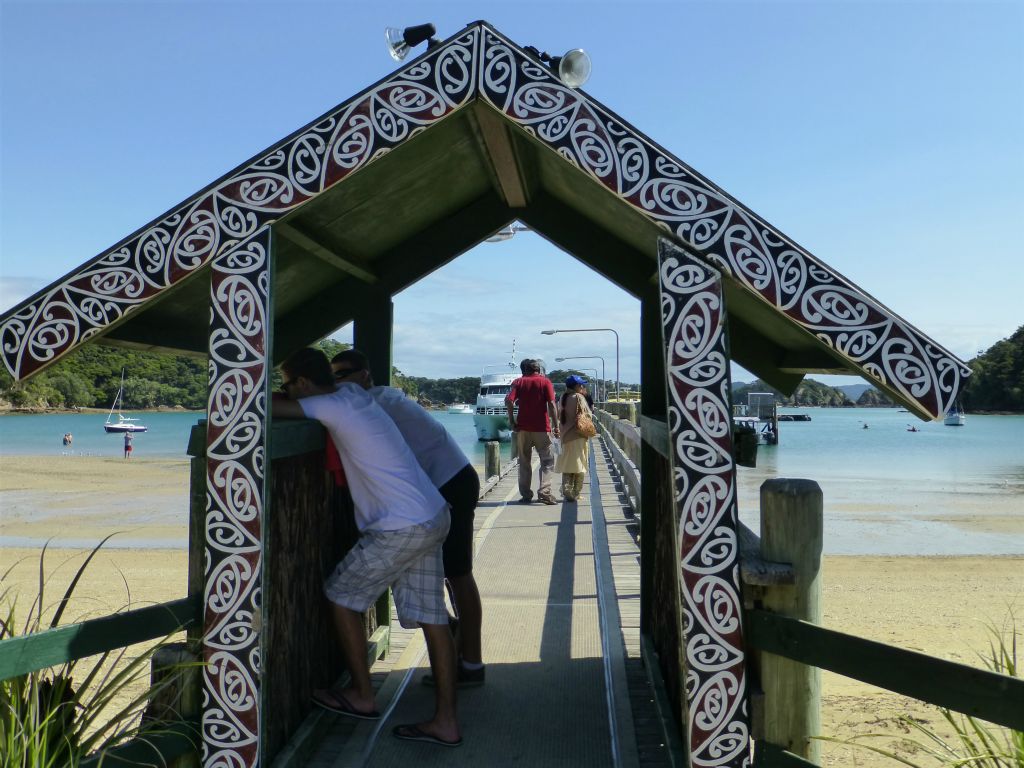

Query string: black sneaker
[422,664,486,688]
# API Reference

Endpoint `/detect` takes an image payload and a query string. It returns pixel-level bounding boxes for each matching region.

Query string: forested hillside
[962,325,1023,412]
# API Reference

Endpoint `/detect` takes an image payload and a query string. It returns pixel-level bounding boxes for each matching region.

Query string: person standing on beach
[506,359,560,504]
[123,432,133,459]
[331,349,486,687]
[273,347,462,747]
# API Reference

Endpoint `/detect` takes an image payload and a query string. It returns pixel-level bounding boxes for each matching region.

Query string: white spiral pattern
[477,27,968,421]
[0,27,479,384]
[0,24,970,766]
[660,242,750,767]
[202,228,270,768]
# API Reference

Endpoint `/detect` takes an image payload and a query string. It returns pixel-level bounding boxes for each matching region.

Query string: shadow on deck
[285,437,669,768]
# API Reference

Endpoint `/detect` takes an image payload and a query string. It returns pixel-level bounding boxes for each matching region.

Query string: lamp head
[555,357,566,362]
[541,330,557,335]
[550,48,591,88]
[385,23,438,61]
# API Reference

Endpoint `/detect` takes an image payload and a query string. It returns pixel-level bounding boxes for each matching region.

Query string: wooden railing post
[485,441,501,479]
[759,478,823,763]
[144,643,201,768]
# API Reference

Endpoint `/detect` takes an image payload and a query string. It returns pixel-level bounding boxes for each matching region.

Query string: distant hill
[837,384,871,401]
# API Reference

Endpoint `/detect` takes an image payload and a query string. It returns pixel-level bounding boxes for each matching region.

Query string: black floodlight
[385,23,440,61]
[524,45,592,88]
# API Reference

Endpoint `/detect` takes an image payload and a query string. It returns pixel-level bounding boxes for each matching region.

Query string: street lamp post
[555,356,606,403]
[542,328,619,401]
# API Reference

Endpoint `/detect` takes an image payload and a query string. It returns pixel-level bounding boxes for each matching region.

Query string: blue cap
[565,374,587,387]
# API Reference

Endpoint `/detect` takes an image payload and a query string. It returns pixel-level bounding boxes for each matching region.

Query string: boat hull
[104,424,148,433]
[944,412,966,426]
[474,411,512,441]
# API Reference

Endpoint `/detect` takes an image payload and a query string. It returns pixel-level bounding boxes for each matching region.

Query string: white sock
[461,660,484,670]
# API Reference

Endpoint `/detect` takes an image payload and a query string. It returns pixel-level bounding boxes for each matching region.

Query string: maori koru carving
[202,226,271,768]
[659,240,749,768]
[0,26,480,383]
[478,28,968,420]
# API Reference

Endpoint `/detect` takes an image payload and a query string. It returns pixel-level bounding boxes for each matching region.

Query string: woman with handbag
[555,375,597,501]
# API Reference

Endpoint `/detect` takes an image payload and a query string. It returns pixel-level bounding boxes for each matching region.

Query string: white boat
[103,369,148,433]
[944,404,966,426]
[447,403,474,415]
[473,343,533,441]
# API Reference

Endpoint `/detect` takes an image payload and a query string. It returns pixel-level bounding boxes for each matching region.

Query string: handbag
[575,396,597,438]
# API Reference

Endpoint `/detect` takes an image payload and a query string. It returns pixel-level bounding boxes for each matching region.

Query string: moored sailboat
[103,369,148,433]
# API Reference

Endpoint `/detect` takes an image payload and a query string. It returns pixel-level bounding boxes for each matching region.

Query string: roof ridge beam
[275,222,377,284]
[471,103,530,209]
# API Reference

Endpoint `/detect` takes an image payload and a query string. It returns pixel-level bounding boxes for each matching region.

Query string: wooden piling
[759,478,823,763]
[485,440,501,479]
[143,642,201,767]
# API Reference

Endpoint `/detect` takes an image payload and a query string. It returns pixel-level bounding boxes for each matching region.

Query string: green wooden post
[353,287,393,386]
[639,285,666,635]
[186,421,207,648]
[759,479,823,763]
[145,643,201,768]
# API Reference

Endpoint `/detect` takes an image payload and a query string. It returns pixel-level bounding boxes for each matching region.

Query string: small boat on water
[944,403,966,427]
[447,403,474,415]
[103,369,148,433]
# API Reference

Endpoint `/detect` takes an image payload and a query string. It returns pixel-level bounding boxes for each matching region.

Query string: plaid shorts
[324,510,450,629]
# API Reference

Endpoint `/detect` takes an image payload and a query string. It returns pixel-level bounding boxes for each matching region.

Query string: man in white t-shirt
[331,349,485,688]
[273,347,461,748]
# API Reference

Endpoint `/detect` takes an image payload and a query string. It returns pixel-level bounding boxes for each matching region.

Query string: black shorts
[438,463,480,579]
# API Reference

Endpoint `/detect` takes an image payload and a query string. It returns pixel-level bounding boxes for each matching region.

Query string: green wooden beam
[353,286,393,387]
[276,221,379,284]
[747,609,1024,731]
[79,719,199,768]
[520,192,655,298]
[0,595,201,681]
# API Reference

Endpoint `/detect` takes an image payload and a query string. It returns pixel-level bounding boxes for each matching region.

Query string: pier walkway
[289,436,668,768]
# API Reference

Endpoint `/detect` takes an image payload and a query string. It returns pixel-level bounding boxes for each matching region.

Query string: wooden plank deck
[283,436,672,767]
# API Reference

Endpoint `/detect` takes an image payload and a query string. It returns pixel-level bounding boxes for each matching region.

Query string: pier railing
[594,408,1024,767]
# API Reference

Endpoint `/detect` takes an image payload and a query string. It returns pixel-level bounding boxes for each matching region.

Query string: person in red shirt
[506,359,560,504]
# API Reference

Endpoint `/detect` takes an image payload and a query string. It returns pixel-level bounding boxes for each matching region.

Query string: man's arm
[272,397,307,419]
[547,400,560,437]
[506,382,518,431]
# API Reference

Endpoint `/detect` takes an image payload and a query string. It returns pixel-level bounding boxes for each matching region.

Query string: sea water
[1,407,1021,554]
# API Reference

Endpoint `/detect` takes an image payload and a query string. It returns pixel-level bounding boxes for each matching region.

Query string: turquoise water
[2,407,1021,554]
[737,407,1024,555]
[0,410,497,465]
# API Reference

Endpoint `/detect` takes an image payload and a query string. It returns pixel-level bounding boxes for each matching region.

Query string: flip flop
[392,723,463,748]
[311,689,380,720]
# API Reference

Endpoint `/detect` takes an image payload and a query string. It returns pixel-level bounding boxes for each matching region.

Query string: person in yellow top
[555,375,592,501]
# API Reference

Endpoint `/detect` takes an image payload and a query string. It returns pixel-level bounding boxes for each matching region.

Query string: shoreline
[0,406,204,415]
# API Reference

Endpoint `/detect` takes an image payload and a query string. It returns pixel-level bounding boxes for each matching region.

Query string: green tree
[963,326,1023,412]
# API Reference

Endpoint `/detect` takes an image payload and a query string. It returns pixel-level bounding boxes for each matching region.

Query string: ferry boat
[447,403,474,415]
[472,343,536,441]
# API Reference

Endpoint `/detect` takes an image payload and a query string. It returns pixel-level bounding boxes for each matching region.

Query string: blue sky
[2,1,1021,388]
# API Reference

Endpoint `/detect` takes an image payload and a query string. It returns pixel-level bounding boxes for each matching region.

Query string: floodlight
[385,23,439,61]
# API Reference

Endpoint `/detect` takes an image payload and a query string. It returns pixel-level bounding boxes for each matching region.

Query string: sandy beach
[2,456,1021,766]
